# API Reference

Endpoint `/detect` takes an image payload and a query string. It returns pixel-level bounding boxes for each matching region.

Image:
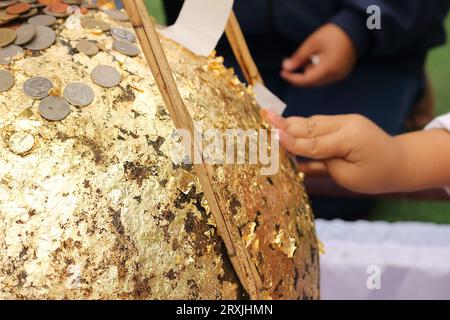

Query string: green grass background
[143,1,450,224]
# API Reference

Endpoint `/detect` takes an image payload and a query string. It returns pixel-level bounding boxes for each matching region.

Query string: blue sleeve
[330,0,450,57]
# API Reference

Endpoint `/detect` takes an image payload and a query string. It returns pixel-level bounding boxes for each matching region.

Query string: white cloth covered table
[316,219,450,300]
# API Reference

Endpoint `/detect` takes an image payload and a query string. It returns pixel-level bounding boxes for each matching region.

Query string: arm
[262,109,450,194]
[282,0,449,87]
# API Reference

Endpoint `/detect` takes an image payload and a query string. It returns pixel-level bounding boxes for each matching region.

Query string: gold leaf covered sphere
[0,11,319,300]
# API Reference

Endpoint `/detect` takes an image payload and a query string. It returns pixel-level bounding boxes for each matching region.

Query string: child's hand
[281,23,357,87]
[263,110,410,194]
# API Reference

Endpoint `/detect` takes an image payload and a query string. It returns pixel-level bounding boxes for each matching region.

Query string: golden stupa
[0,9,319,300]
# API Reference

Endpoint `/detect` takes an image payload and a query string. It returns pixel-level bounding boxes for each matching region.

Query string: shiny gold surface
[0,11,319,299]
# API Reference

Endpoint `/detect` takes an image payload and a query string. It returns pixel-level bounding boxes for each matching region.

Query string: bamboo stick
[225,11,263,86]
[122,0,262,299]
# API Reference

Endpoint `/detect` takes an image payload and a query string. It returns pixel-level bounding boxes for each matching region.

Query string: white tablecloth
[316,219,450,300]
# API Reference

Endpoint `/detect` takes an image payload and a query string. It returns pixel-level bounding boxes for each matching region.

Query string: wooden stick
[225,11,263,86]
[122,0,262,299]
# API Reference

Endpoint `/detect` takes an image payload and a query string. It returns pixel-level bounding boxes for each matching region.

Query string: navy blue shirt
[228,0,450,77]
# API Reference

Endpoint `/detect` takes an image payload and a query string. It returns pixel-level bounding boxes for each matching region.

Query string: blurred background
[142,0,450,224]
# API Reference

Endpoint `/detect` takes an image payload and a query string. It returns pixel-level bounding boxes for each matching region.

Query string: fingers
[282,38,318,72]
[281,62,336,87]
[263,110,344,138]
[262,109,352,159]
[260,108,287,130]
[279,129,350,160]
[284,115,342,138]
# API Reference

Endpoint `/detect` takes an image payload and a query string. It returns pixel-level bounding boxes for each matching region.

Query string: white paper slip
[158,0,234,57]
[253,84,287,115]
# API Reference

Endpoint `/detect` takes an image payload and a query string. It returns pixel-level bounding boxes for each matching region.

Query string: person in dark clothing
[163,0,450,219]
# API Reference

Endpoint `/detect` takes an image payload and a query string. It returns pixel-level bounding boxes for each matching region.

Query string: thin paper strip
[253,84,287,115]
[158,0,234,57]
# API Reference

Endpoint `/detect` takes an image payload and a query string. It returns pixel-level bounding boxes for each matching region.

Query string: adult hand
[281,23,358,87]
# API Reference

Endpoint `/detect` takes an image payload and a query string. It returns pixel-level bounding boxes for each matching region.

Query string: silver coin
[63,82,94,107]
[23,76,53,99]
[27,14,57,26]
[42,7,69,18]
[103,9,128,21]
[76,39,98,56]
[0,44,23,64]
[24,25,55,50]
[38,96,70,121]
[0,69,14,92]
[111,27,135,43]
[91,65,121,88]
[20,7,38,19]
[14,24,36,45]
[113,39,139,57]
[81,18,110,32]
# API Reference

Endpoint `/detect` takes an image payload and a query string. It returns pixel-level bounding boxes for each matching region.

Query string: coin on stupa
[0,69,14,91]
[38,96,71,121]
[113,39,140,57]
[6,2,30,15]
[76,39,98,56]
[13,23,36,45]
[43,6,68,18]
[103,9,128,21]
[0,28,16,47]
[81,18,110,32]
[0,10,18,22]
[63,82,94,107]
[28,14,56,26]
[91,65,121,88]
[8,131,35,155]
[23,76,53,99]
[20,6,37,18]
[0,44,22,64]
[0,0,17,9]
[111,27,135,43]
[49,2,67,13]
[24,25,55,50]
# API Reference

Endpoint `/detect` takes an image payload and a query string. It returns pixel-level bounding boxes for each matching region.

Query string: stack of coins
[0,3,140,123]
